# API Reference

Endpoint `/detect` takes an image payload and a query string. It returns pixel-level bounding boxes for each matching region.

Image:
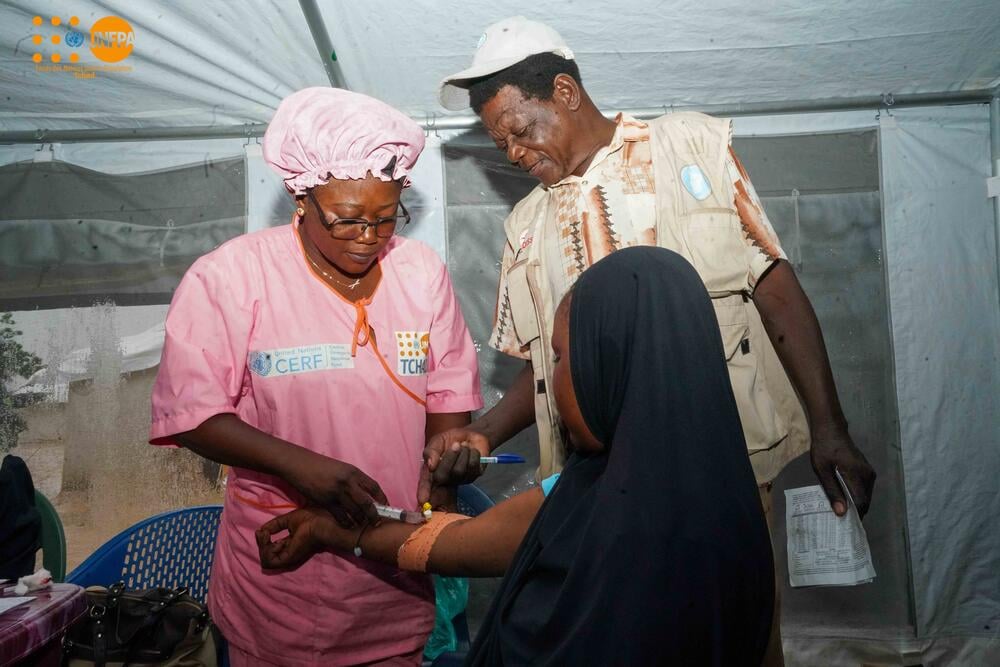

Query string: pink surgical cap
[263,87,425,195]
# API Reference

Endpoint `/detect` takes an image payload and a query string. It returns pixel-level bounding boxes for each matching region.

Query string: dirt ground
[13,440,222,572]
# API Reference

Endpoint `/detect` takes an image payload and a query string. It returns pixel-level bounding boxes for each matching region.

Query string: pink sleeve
[423,252,484,415]
[149,257,254,446]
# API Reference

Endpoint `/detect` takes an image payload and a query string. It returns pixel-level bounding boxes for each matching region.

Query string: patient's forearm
[426,488,541,576]
[327,488,544,577]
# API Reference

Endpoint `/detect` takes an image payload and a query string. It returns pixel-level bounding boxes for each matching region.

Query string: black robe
[467,247,774,666]
[0,454,41,579]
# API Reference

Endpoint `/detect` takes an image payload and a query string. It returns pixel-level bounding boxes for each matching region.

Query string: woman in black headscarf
[256,247,775,665]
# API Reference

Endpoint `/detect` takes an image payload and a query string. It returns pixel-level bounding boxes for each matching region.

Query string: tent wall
[880,105,1000,639]
[734,130,911,638]
[0,144,247,306]
[0,155,244,309]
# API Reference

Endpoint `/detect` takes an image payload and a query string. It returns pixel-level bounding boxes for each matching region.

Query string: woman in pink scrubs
[148,88,482,666]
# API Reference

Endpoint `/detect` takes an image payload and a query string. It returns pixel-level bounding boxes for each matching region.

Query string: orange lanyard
[350,298,371,356]
[368,331,426,407]
[231,488,297,511]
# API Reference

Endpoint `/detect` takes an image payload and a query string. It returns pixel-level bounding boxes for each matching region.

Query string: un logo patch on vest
[396,331,430,376]
[681,165,712,201]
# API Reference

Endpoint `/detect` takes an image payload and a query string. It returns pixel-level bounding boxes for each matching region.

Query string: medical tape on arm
[396,512,470,572]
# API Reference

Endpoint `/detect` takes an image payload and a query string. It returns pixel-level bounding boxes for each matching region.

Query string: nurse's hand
[291,457,388,528]
[256,507,342,570]
[418,431,490,504]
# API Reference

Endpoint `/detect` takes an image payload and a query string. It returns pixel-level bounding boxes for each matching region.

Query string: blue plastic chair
[66,505,223,603]
[456,483,494,518]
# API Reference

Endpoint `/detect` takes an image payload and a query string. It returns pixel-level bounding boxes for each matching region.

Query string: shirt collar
[548,113,649,189]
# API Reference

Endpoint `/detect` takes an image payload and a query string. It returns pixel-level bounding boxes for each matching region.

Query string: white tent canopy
[1,2,998,665]
[0,0,998,135]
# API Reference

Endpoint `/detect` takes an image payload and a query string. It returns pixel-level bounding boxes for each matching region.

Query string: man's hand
[754,262,877,518]
[288,457,388,528]
[810,427,876,518]
[417,429,491,505]
[256,507,346,570]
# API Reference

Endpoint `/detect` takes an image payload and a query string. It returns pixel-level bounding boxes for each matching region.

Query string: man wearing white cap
[423,20,876,657]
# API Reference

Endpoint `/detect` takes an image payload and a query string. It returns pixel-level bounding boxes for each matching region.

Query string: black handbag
[62,582,218,667]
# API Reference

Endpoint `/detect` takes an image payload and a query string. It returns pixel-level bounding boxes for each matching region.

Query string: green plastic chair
[33,489,66,582]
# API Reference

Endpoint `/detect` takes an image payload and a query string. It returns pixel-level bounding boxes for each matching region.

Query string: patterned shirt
[490,114,785,359]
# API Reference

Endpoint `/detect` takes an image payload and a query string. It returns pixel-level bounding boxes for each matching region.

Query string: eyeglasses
[307,191,410,240]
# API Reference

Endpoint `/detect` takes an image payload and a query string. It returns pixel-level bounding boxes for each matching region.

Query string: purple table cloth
[0,583,86,666]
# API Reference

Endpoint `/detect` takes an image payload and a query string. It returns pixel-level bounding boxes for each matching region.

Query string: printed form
[785,471,876,587]
[0,596,33,615]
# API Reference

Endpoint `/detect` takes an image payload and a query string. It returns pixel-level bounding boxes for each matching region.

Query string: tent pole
[298,0,348,89]
[427,89,996,130]
[0,125,268,143]
[0,90,994,143]
[991,94,1000,312]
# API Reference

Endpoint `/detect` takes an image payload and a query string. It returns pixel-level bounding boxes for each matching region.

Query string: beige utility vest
[502,112,809,484]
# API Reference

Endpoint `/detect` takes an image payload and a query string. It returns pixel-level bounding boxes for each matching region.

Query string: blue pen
[480,454,526,464]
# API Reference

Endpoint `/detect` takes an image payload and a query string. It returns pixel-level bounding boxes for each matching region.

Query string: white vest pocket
[714,297,788,453]
[684,210,749,294]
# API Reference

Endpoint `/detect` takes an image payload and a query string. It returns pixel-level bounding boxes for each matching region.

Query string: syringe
[374,503,427,524]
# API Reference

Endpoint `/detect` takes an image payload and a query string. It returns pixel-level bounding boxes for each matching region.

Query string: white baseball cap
[438,16,574,111]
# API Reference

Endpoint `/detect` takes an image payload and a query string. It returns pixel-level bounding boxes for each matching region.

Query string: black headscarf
[467,247,774,666]
[0,455,41,579]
